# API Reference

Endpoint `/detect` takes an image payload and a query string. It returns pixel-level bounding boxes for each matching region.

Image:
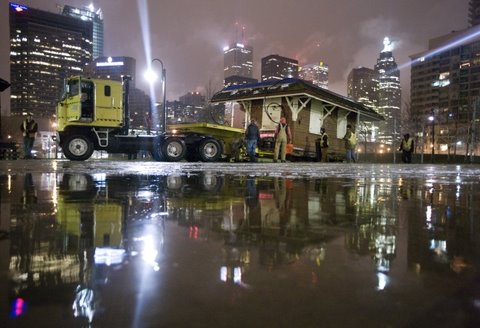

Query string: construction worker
[399,133,414,163]
[274,117,292,163]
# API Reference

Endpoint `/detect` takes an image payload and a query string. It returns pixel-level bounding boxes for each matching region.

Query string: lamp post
[428,108,435,163]
[145,59,167,133]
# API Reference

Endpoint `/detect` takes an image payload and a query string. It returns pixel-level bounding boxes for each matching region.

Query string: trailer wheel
[162,137,186,162]
[198,138,222,162]
[62,135,94,161]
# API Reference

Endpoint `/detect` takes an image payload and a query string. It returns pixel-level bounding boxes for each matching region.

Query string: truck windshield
[65,79,80,98]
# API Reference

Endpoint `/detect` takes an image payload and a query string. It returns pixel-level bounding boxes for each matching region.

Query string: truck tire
[198,138,222,162]
[62,135,94,161]
[162,137,186,162]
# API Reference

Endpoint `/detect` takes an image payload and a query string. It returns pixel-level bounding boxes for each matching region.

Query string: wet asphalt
[1,159,480,327]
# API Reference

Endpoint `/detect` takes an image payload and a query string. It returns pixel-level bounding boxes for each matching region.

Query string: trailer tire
[162,137,186,162]
[62,135,94,161]
[198,138,222,162]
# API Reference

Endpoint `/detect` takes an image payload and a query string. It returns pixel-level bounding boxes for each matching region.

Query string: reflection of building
[9,3,93,118]
[299,62,329,89]
[261,54,299,81]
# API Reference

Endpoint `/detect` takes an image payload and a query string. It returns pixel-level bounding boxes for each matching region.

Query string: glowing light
[10,3,28,12]
[382,37,393,52]
[376,273,389,290]
[10,297,27,318]
[144,69,158,83]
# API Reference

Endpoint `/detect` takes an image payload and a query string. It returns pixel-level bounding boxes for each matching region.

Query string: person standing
[399,133,414,163]
[20,113,38,159]
[343,124,356,163]
[245,118,260,162]
[320,127,329,162]
[274,117,292,163]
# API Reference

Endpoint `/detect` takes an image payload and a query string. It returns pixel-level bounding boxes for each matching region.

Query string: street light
[145,58,167,133]
[428,109,435,163]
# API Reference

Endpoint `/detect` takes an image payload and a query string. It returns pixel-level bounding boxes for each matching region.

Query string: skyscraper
[223,42,253,84]
[299,61,329,89]
[410,25,480,156]
[374,37,401,145]
[347,67,378,109]
[9,2,92,118]
[61,4,104,59]
[261,54,299,81]
[347,67,379,143]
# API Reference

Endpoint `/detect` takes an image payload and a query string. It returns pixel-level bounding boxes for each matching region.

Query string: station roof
[210,78,384,121]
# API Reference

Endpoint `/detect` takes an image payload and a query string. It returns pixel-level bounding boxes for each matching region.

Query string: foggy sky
[0,0,470,111]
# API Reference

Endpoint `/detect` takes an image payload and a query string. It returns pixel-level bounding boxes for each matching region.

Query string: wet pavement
[1,160,480,328]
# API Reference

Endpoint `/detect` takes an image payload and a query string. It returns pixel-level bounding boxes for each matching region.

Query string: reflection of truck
[56,76,244,161]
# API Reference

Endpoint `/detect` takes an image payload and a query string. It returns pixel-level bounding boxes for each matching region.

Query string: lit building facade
[261,54,299,81]
[299,61,329,89]
[374,38,401,145]
[179,92,205,107]
[347,67,379,143]
[9,2,92,118]
[347,67,378,110]
[223,43,253,84]
[61,4,104,59]
[410,25,480,156]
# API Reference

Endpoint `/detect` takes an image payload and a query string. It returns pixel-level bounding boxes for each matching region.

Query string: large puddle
[1,170,479,327]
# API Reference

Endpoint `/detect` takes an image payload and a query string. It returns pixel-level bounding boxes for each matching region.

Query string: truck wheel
[198,138,222,162]
[62,135,94,161]
[162,137,186,162]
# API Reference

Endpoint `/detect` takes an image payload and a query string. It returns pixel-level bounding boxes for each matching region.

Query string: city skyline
[0,0,469,112]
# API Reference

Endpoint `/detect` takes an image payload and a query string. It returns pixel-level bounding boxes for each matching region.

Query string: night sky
[0,0,469,111]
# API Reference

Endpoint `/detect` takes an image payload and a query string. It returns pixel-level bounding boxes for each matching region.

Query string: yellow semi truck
[56,76,244,161]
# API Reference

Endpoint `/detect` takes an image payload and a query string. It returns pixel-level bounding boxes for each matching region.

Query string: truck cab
[56,76,187,161]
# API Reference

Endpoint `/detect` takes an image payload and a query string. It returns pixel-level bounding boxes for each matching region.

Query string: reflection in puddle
[1,171,479,326]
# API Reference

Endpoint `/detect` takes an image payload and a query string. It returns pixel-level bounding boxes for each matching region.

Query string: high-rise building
[223,43,253,83]
[299,61,329,89]
[469,0,480,26]
[347,67,378,109]
[9,2,92,118]
[179,92,205,107]
[347,67,379,143]
[61,4,104,59]
[374,37,401,145]
[261,54,299,81]
[410,24,480,156]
